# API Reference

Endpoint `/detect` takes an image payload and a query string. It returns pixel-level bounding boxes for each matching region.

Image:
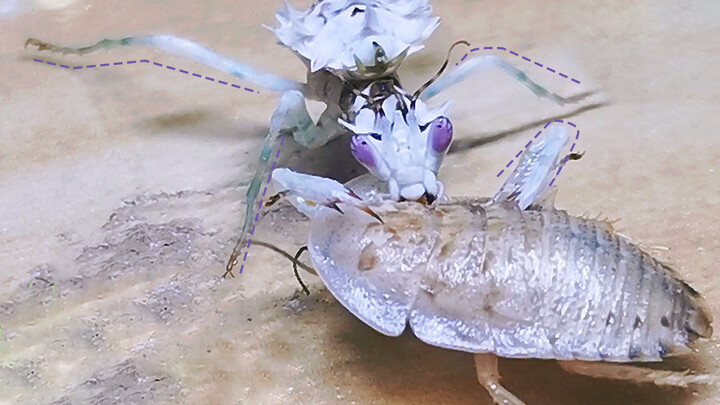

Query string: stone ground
[0,0,718,404]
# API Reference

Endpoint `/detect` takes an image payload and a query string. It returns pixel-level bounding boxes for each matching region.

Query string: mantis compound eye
[350,134,379,169]
[428,116,453,154]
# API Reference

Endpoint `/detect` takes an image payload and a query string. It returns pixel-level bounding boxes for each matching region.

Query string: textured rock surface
[1,0,718,404]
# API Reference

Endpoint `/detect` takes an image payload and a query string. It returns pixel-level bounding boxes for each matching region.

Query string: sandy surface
[1,0,718,404]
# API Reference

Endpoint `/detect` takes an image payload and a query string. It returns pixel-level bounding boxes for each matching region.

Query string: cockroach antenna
[412,40,471,105]
[293,246,311,296]
[250,240,313,295]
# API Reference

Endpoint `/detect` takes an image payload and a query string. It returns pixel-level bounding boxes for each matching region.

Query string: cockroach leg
[558,360,718,387]
[473,353,526,405]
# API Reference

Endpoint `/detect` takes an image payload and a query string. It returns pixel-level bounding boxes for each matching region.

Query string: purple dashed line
[496,120,581,191]
[238,135,286,274]
[31,57,259,94]
[31,44,584,277]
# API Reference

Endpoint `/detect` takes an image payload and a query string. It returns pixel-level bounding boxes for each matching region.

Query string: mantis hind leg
[474,353,526,405]
[25,35,303,93]
[419,54,588,105]
[224,91,344,277]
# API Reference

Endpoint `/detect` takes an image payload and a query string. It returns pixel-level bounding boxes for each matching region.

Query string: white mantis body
[268,125,714,405]
[25,0,578,276]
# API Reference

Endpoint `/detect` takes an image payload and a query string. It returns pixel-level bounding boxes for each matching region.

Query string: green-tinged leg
[420,54,586,105]
[25,35,302,93]
[224,91,343,277]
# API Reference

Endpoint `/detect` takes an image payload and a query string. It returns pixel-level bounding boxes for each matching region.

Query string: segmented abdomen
[446,201,713,361]
[307,199,712,361]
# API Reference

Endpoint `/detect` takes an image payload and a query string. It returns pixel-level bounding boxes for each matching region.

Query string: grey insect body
[267,123,713,403]
[309,198,712,363]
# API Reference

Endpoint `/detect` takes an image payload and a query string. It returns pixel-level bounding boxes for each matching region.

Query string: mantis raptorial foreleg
[493,124,581,210]
[420,54,580,105]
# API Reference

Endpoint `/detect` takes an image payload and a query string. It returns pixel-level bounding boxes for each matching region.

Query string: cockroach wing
[309,199,712,362]
[308,202,440,336]
[404,201,550,355]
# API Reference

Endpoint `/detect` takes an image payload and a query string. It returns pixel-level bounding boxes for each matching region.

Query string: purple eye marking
[350,134,377,168]
[429,116,453,153]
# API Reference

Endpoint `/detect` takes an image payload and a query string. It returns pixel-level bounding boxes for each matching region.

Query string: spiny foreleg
[266,168,382,222]
[493,124,581,210]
